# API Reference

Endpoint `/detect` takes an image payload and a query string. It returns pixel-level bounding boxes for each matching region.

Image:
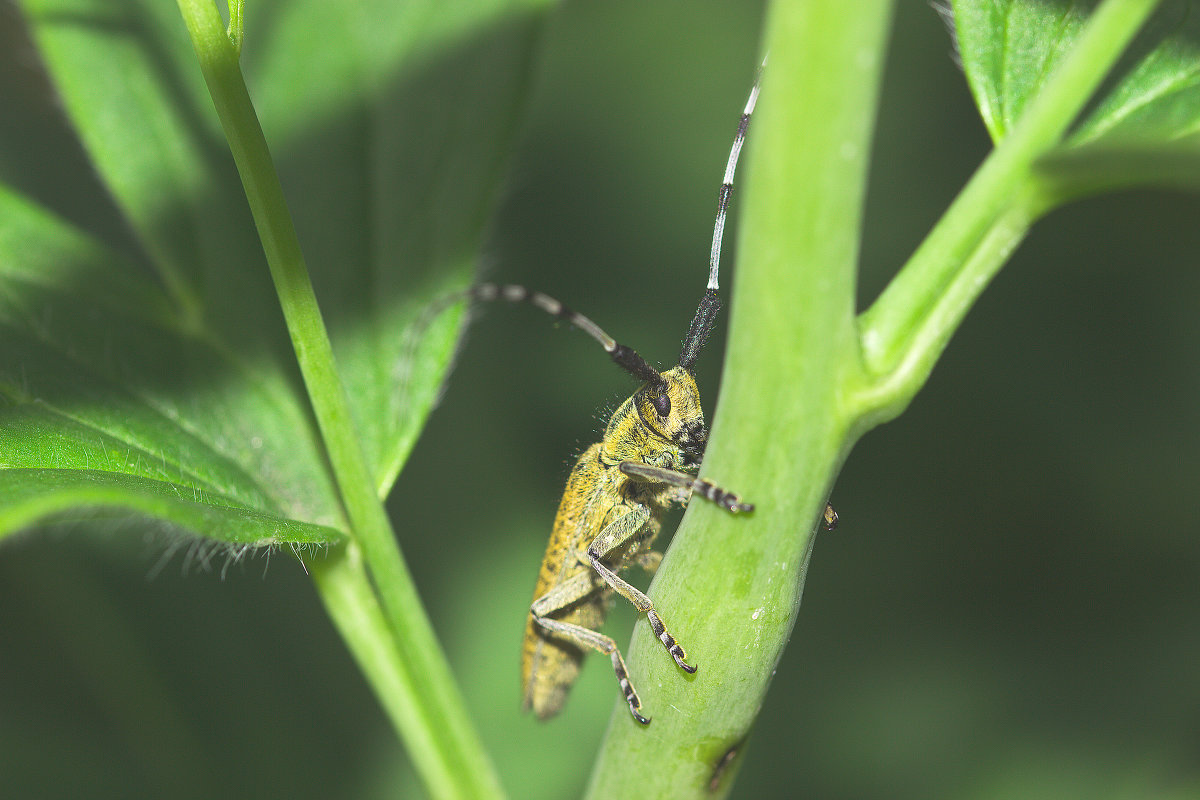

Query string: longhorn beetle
[421,64,835,724]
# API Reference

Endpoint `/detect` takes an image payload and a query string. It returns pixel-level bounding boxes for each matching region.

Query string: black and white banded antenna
[409,282,666,389]
[678,58,763,372]
[405,60,766,390]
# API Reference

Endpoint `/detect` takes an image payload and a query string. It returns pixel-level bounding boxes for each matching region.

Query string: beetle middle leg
[584,505,697,675]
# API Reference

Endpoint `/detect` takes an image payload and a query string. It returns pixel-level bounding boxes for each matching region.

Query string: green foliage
[0,182,344,542]
[2,0,1200,798]
[3,0,546,546]
[955,0,1200,197]
[3,0,548,797]
[956,0,1200,146]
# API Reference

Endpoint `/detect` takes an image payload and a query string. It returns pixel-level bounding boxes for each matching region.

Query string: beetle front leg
[619,461,753,512]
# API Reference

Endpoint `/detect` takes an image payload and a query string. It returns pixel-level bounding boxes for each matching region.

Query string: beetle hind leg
[532,615,651,725]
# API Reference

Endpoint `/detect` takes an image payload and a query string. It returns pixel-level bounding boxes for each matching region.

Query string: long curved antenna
[708,63,761,293]
[419,283,665,387]
[414,64,764,385]
[679,60,763,371]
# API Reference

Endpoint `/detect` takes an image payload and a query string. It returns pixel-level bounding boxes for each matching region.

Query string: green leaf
[952,0,1200,195]
[236,1,552,492]
[952,0,1093,143]
[1069,0,1200,144]
[0,185,345,540]
[5,0,549,548]
[0,469,342,546]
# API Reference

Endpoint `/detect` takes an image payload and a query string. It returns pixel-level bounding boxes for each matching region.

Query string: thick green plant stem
[853,0,1164,427]
[585,1,889,798]
[174,3,501,798]
[588,0,1164,797]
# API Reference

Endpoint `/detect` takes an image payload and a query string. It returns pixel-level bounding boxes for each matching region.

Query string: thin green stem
[854,0,1163,426]
[174,3,501,798]
[308,546,461,799]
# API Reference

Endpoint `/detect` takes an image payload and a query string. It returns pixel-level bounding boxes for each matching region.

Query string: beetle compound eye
[653,394,671,419]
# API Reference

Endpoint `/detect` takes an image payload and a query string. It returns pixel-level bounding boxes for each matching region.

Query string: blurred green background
[2,1,1198,798]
